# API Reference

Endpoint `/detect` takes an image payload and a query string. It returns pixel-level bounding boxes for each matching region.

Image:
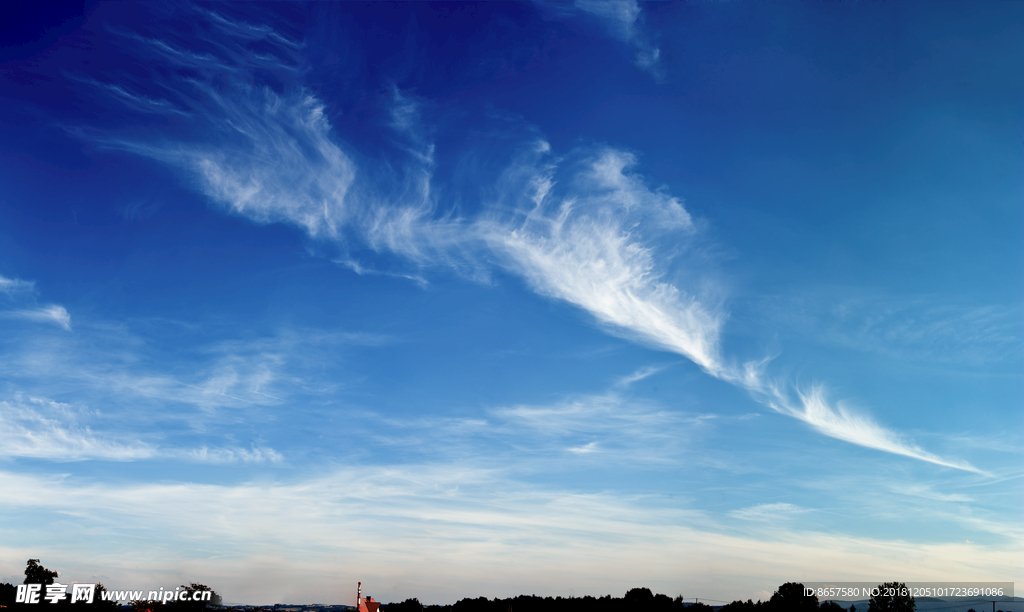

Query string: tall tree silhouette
[769,583,818,612]
[25,559,59,587]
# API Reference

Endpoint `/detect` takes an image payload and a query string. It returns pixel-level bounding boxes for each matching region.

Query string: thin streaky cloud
[0,467,1017,604]
[182,446,283,464]
[573,0,662,78]
[567,441,600,454]
[615,364,669,387]
[0,398,155,461]
[574,0,640,41]
[0,275,34,294]
[762,384,990,476]
[892,484,973,503]
[6,306,72,331]
[94,87,356,240]
[361,385,701,470]
[0,397,282,463]
[728,502,807,522]
[335,257,430,287]
[0,323,391,424]
[64,73,189,116]
[196,7,303,49]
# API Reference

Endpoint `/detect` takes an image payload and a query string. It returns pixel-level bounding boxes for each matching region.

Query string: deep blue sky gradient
[0,1,1021,605]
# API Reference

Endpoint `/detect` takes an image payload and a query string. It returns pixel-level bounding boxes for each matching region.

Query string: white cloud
[65,73,188,116]
[0,322,396,437]
[7,305,72,331]
[0,397,154,461]
[0,396,282,464]
[190,89,356,239]
[574,0,640,41]
[614,364,668,387]
[892,484,972,503]
[573,0,662,78]
[484,148,986,474]
[365,388,697,471]
[0,275,34,294]
[86,21,354,241]
[182,446,283,464]
[198,8,301,49]
[496,393,679,440]
[89,31,477,276]
[567,441,599,454]
[490,149,721,373]
[728,502,807,522]
[0,274,71,330]
[765,385,989,475]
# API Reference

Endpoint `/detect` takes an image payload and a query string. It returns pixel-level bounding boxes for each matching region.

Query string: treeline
[381,583,878,612]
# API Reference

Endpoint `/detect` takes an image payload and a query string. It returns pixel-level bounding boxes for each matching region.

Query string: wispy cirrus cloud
[0,273,71,331]
[892,483,972,503]
[183,445,283,464]
[361,385,708,471]
[488,148,721,373]
[7,305,72,331]
[0,275,34,294]
[91,17,479,278]
[729,502,808,522]
[779,386,988,475]
[614,363,669,388]
[98,87,357,241]
[0,396,153,461]
[68,7,987,475]
[0,396,281,463]
[0,321,384,422]
[65,73,189,116]
[197,7,302,49]
[482,147,985,474]
[492,391,699,464]
[572,0,662,78]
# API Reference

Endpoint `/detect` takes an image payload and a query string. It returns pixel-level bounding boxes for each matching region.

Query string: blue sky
[0,0,1021,605]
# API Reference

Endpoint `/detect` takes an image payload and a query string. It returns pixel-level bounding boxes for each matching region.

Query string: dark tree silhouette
[1,582,17,607]
[129,599,165,612]
[166,584,222,610]
[720,598,763,612]
[867,583,915,612]
[820,602,844,611]
[624,588,655,611]
[412,588,697,612]
[384,599,424,612]
[131,583,220,612]
[25,559,60,587]
[769,583,818,612]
